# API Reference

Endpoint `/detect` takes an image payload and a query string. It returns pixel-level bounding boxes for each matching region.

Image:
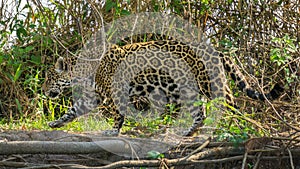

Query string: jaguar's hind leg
[183,105,206,136]
[102,110,124,136]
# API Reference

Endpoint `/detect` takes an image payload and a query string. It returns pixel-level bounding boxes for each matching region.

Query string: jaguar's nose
[49,90,59,98]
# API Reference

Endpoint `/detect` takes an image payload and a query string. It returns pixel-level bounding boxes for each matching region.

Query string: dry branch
[0,140,129,155]
[0,138,173,157]
[1,139,300,156]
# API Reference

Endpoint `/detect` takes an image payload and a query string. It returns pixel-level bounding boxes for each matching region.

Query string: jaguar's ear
[55,57,69,73]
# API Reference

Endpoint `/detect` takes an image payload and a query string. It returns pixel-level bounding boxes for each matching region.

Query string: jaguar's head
[42,57,73,99]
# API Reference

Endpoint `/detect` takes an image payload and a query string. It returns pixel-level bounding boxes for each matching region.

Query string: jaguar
[42,40,283,136]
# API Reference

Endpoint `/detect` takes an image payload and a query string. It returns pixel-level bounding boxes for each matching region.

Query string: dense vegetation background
[0,0,299,168]
[0,0,299,137]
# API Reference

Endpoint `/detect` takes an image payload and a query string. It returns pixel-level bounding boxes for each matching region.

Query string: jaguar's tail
[221,54,284,101]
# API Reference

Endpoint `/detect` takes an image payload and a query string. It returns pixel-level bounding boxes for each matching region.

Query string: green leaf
[15,98,22,114]
[13,64,22,82]
[105,0,117,12]
[30,55,41,64]
[203,117,214,125]
[147,150,164,159]
[120,10,130,16]
[16,27,27,41]
[0,55,3,64]
[153,4,159,12]
[24,46,34,52]
[29,23,36,28]
[194,100,204,106]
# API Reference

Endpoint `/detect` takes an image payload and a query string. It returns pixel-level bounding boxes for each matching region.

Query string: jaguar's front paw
[48,120,65,128]
[102,129,120,136]
[182,130,192,137]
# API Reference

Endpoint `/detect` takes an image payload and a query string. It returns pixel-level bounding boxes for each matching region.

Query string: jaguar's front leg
[48,108,77,128]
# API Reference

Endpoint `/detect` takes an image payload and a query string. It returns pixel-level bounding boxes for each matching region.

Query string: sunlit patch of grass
[73,114,113,132]
[0,116,49,131]
[0,112,113,132]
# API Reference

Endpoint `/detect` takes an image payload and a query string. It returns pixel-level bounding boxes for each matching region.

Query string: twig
[253,152,262,169]
[241,151,248,169]
[184,137,211,160]
[287,148,295,169]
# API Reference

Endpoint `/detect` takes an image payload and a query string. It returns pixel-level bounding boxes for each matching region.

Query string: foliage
[195,98,263,144]
[270,35,299,85]
[215,108,263,145]
[105,0,131,16]
[270,35,295,67]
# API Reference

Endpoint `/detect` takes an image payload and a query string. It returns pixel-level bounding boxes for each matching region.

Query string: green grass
[0,112,112,132]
